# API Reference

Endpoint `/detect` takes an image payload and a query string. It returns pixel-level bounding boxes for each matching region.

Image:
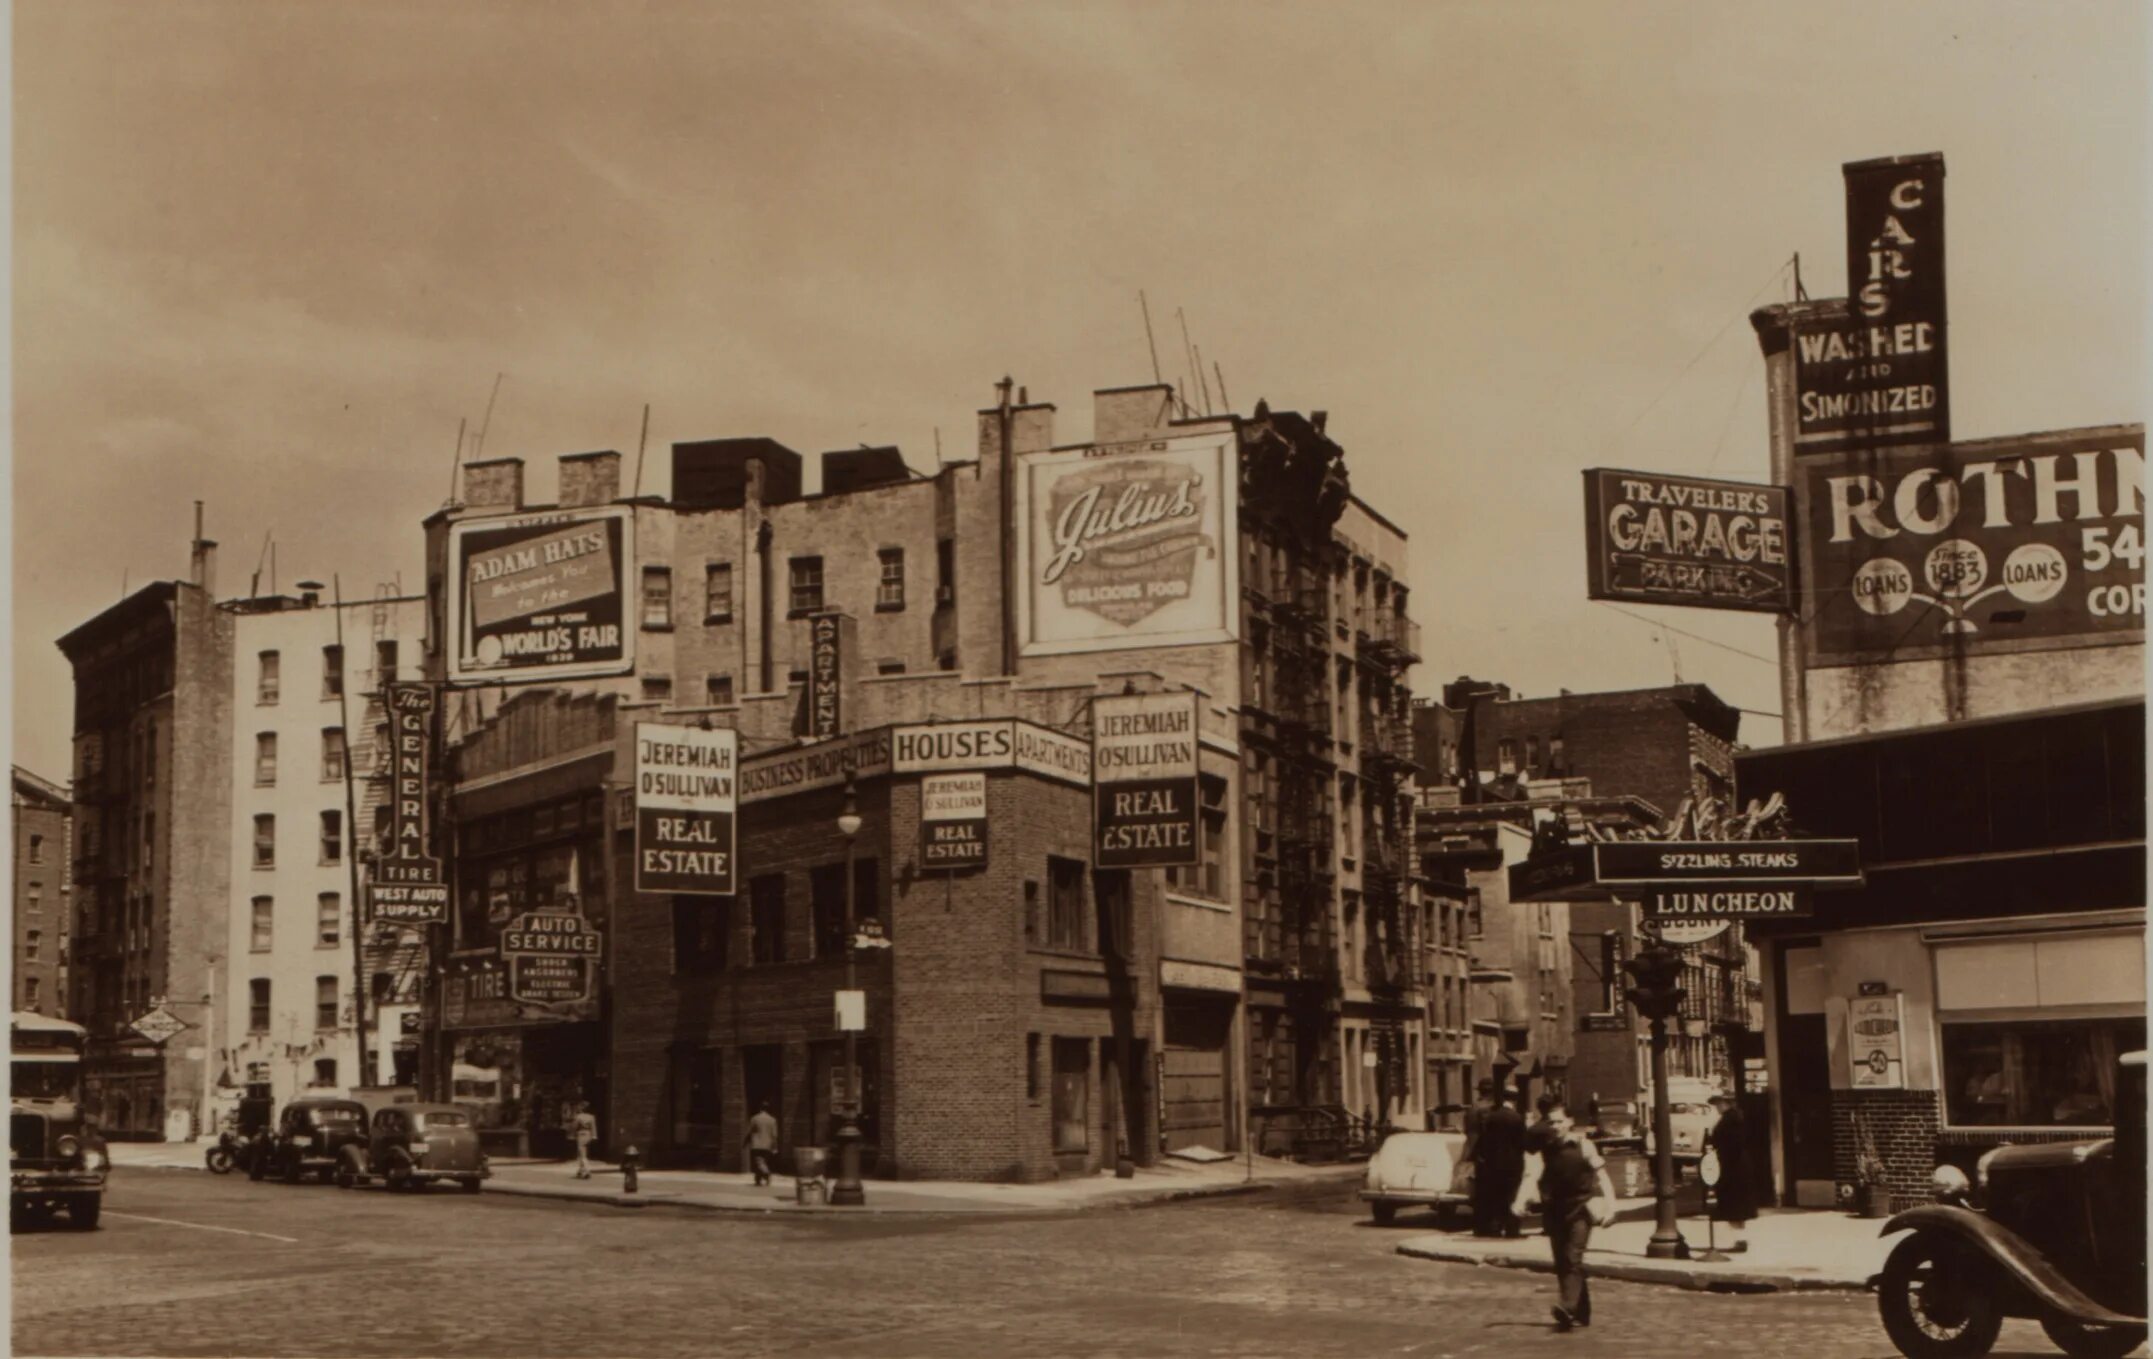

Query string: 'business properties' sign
[446,506,634,683]
[1092,692,1200,868]
[1582,469,1792,613]
[633,723,738,896]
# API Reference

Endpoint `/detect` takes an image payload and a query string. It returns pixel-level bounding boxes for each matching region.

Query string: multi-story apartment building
[13,766,73,1016]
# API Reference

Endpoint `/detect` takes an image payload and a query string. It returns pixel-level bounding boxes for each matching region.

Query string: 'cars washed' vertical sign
[1792,153,1949,454]
[367,684,448,925]
[918,771,989,869]
[633,723,738,895]
[1014,432,1239,656]
[1092,691,1200,868]
[446,506,634,683]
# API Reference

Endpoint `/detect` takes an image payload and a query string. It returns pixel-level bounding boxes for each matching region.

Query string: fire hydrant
[621,1145,641,1195]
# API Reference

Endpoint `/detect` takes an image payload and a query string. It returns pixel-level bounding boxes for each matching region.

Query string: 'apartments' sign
[1091,691,1200,868]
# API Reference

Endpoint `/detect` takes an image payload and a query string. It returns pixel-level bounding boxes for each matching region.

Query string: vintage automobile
[336,1103,490,1193]
[1639,1078,1720,1163]
[1360,1131,1472,1225]
[251,1097,370,1185]
[10,1012,108,1230]
[1875,1050,2146,1359]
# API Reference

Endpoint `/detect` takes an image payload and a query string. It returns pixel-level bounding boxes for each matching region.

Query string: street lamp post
[1623,938,1690,1261]
[829,777,866,1207]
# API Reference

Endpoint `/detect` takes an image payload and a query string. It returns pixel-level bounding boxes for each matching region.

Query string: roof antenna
[1193,343,1214,416]
[632,402,651,498]
[472,371,505,462]
[1138,290,1164,385]
[1793,252,1808,303]
[445,416,467,505]
[1175,309,1199,418]
[252,529,274,598]
[1213,360,1231,415]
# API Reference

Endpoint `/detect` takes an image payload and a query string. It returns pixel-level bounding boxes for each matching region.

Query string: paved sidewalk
[111,1140,1361,1215]
[1394,1205,1896,1293]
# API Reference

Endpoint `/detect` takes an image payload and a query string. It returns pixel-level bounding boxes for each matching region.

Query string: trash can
[794,1146,827,1204]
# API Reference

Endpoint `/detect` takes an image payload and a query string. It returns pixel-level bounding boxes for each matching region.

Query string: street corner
[1391,1231,1871,1296]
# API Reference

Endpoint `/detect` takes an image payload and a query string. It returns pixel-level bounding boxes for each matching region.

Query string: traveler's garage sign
[447,507,634,683]
[1582,469,1793,613]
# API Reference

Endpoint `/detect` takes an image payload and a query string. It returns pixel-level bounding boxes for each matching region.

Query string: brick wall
[1831,1087,1942,1211]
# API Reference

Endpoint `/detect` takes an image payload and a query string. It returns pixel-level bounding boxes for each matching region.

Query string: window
[749,874,786,965]
[1596,931,1621,1013]
[1549,737,1565,773]
[143,723,157,786]
[1525,736,1541,772]
[1943,1016,2146,1128]
[321,728,346,782]
[1024,880,1040,943]
[322,645,344,699]
[704,563,734,621]
[255,733,278,785]
[811,864,847,958]
[936,538,955,605]
[252,897,273,951]
[250,979,271,1032]
[319,810,341,865]
[254,815,276,868]
[23,977,40,1010]
[317,893,341,947]
[788,556,824,614]
[642,566,673,629]
[28,834,42,865]
[1052,1038,1090,1153]
[1026,1035,1042,1100]
[1466,888,1484,939]
[24,931,40,963]
[876,548,905,609]
[372,971,397,1004]
[1164,776,1228,899]
[876,660,905,676]
[316,976,339,1029]
[375,639,398,684]
[1338,779,1358,861]
[672,897,730,972]
[705,674,735,706]
[1497,738,1518,776]
[642,674,674,703]
[258,651,280,704]
[1046,856,1086,950]
[311,1058,337,1089]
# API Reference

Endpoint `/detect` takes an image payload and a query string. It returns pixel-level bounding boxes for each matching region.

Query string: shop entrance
[1777,942,1834,1206]
[742,1043,783,1168]
[1162,1001,1233,1152]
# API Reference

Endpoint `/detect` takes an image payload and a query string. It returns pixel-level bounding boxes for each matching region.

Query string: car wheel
[1370,1200,1397,1226]
[386,1163,412,1192]
[65,1196,101,1231]
[2039,1318,2149,1359]
[1877,1233,2004,1359]
[335,1161,357,1190]
[460,1176,482,1194]
[205,1147,234,1175]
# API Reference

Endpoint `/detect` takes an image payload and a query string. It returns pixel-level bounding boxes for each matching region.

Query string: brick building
[12,765,72,1016]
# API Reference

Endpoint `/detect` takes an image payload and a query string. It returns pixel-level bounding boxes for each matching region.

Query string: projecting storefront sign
[918,771,988,870]
[369,683,448,925]
[1582,469,1792,613]
[502,911,602,1007]
[1594,840,1863,886]
[446,506,634,683]
[634,723,737,896]
[1798,425,2145,665]
[1014,432,1239,657]
[807,614,842,740]
[1642,887,1812,919]
[444,953,596,1028]
[1092,691,1200,868]
[1792,153,1949,453]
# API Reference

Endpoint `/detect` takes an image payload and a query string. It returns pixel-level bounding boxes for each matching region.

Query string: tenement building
[13,765,73,1016]
[413,379,1424,1178]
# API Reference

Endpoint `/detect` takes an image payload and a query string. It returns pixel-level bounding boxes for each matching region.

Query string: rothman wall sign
[445,506,634,684]
[1582,469,1793,613]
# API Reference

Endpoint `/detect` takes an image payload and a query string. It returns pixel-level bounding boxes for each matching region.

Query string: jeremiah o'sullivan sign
[634,723,738,896]
[1091,691,1201,868]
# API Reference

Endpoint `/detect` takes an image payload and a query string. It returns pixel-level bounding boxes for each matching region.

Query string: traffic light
[1622,944,1686,1021]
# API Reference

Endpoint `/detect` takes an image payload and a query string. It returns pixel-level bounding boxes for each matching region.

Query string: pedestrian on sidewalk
[571,1102,598,1180]
[1531,1093,1616,1333]
[745,1101,779,1187]
[1470,1082,1526,1239]
[1706,1093,1755,1253]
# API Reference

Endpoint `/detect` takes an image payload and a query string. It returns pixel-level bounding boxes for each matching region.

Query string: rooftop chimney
[558,450,622,507]
[188,500,217,596]
[462,456,525,510]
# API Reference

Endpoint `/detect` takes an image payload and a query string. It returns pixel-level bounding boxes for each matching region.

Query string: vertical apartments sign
[367,684,448,925]
[1092,691,1200,868]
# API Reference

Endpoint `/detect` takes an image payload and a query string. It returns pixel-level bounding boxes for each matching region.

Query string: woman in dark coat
[1706,1093,1757,1250]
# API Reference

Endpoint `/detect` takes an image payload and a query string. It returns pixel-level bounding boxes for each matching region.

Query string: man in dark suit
[1471,1082,1527,1238]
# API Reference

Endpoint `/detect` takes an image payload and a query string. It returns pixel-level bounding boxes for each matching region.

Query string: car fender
[1883,1207,2145,1328]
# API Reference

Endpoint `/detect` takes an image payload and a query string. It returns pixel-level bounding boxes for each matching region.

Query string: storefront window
[1942,1016,2145,1128]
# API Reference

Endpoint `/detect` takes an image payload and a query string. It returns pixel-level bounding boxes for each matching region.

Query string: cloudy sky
[11,1,2146,778]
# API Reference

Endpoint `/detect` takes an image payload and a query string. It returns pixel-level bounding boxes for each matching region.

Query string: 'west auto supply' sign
[1015,433,1238,657]
[1582,469,1792,613]
[1799,425,2144,664]
[446,507,633,683]
[634,723,738,895]
[368,683,448,925]
[1092,691,1200,868]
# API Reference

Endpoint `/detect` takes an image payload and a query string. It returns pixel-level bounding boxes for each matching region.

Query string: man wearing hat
[1705,1092,1756,1252]
[1468,1079,1526,1238]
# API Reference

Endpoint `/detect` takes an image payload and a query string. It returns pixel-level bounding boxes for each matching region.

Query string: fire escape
[1356,600,1421,1130]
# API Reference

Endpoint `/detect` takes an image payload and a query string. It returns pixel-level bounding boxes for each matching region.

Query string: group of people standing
[1460,1079,1756,1333]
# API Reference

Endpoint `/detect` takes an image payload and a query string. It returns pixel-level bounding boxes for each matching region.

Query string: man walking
[570,1101,598,1180]
[1471,1081,1526,1239]
[1532,1093,1616,1332]
[745,1101,779,1187]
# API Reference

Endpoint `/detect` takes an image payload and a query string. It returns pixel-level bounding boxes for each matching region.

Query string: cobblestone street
[10,1168,2083,1359]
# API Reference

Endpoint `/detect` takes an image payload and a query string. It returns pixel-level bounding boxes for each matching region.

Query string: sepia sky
[10,1,2147,780]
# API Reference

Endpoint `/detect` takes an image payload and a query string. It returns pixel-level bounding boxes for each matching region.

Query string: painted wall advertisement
[807,614,842,739]
[1092,691,1200,868]
[1015,432,1239,656]
[368,683,448,925]
[1793,154,1949,453]
[634,723,737,895]
[918,771,988,870]
[1799,424,2144,664]
[1848,992,1905,1089]
[1581,469,1793,613]
[446,506,634,683]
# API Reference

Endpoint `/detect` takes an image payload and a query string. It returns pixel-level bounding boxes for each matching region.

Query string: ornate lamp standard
[828,777,867,1207]
[1623,939,1690,1260]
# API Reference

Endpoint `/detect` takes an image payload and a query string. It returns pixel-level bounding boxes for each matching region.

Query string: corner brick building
[13,766,73,1017]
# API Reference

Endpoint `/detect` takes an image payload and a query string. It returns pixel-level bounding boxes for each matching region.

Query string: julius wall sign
[1015,432,1239,656]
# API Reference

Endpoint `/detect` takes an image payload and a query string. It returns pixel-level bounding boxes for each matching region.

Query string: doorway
[742,1044,783,1171]
[1776,942,1834,1206]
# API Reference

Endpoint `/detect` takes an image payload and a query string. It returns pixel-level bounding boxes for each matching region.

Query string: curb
[1392,1237,1872,1295]
[479,1172,1329,1218]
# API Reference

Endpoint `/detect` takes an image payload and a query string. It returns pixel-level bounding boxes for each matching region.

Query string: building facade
[12,766,73,1016]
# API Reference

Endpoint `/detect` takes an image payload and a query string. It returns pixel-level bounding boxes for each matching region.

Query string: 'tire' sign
[369,684,448,926]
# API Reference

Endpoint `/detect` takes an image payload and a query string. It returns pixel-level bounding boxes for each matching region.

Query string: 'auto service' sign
[1582,469,1792,613]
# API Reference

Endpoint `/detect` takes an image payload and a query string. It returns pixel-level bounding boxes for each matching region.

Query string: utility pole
[333,578,370,1090]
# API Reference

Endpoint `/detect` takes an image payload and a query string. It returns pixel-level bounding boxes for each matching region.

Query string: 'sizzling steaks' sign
[1017,434,1238,657]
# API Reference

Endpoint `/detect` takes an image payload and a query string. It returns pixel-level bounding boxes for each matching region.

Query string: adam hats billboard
[447,506,634,683]
[1015,433,1238,656]
[1799,424,2143,664]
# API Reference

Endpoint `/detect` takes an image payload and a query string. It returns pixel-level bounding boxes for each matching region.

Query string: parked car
[251,1097,370,1185]
[10,1013,107,1230]
[1874,1050,2145,1359]
[337,1103,489,1193]
[1639,1079,1720,1162]
[1360,1131,1471,1225]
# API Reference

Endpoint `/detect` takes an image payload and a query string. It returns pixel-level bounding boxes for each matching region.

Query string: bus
[11,1012,108,1229]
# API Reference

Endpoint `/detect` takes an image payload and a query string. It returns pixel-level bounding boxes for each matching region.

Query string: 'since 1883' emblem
[1040,458,1212,627]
